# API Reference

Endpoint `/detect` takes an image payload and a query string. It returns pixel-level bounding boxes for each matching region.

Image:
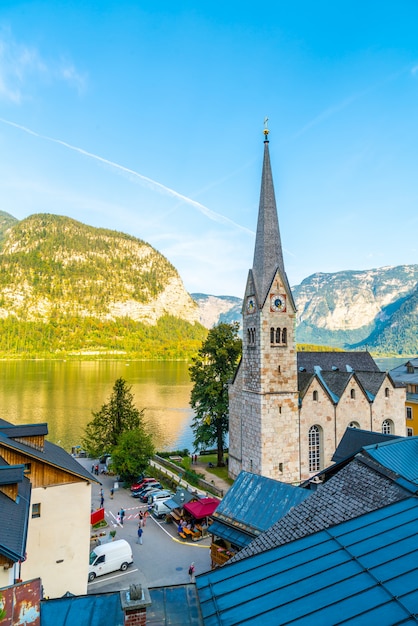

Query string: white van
[88,539,133,582]
[153,500,172,518]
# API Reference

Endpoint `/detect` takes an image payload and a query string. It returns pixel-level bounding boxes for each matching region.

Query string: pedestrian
[188,562,195,582]
[120,508,125,525]
[95,464,99,475]
[100,488,104,498]
[138,511,144,527]
[100,496,104,508]
[143,510,148,527]
[137,526,143,544]
[91,464,95,474]
[110,487,114,499]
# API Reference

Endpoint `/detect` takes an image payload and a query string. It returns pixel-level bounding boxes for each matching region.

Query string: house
[389,357,418,436]
[228,128,406,484]
[0,419,98,598]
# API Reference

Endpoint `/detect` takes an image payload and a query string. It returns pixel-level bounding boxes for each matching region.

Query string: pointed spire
[252,127,285,305]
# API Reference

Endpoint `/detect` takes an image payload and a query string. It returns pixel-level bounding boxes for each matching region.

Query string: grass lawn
[197,453,234,485]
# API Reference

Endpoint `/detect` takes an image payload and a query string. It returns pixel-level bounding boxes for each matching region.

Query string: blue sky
[0,2,417,297]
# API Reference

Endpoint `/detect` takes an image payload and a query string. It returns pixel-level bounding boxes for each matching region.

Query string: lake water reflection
[0,361,195,453]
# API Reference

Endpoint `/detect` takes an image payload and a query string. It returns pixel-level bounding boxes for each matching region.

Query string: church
[228,128,406,484]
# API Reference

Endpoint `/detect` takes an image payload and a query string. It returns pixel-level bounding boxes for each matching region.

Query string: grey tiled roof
[297,351,380,373]
[229,456,409,564]
[0,465,31,561]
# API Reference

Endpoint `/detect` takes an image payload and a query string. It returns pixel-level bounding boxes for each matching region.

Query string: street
[78,458,212,594]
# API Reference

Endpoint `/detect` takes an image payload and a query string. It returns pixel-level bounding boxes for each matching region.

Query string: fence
[152,455,224,498]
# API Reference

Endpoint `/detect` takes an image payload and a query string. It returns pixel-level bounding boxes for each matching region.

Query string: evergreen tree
[82,378,144,457]
[189,322,241,466]
[111,428,155,481]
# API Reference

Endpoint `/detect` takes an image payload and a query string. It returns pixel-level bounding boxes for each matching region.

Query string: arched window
[276,328,281,343]
[382,419,393,435]
[349,421,360,429]
[247,329,251,344]
[270,328,275,344]
[313,390,318,401]
[282,328,287,344]
[308,425,322,472]
[350,389,356,399]
[385,387,389,398]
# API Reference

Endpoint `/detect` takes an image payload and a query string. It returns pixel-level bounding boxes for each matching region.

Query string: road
[78,458,212,593]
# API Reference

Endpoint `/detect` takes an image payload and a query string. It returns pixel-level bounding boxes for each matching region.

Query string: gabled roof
[332,427,401,463]
[297,351,380,373]
[0,465,31,562]
[229,455,409,564]
[196,498,418,626]
[362,436,418,491]
[210,471,309,547]
[163,488,196,511]
[0,419,98,484]
[390,358,418,385]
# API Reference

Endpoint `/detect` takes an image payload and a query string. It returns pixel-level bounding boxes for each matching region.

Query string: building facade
[228,130,406,484]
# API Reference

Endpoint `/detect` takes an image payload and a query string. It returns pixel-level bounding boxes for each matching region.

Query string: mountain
[192,266,418,356]
[293,266,418,354]
[0,213,199,325]
[0,213,206,359]
[191,293,242,328]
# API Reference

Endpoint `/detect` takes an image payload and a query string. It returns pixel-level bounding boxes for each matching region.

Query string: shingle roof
[229,456,409,564]
[297,351,380,373]
[0,464,31,561]
[210,471,310,546]
[196,498,418,626]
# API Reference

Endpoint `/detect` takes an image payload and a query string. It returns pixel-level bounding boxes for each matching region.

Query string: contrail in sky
[0,117,253,235]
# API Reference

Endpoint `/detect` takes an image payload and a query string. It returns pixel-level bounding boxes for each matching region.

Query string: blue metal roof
[196,498,418,625]
[211,471,310,539]
[209,520,254,548]
[363,436,418,488]
[41,592,124,626]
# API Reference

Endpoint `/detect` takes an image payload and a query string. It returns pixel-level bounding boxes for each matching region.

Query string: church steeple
[252,128,286,307]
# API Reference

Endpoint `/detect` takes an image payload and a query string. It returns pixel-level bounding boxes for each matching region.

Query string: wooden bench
[178,532,187,540]
[171,511,181,522]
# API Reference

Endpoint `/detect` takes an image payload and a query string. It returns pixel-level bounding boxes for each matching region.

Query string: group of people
[190,454,199,464]
[177,518,196,533]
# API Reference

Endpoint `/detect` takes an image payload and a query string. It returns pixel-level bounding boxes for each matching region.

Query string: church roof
[251,136,294,309]
[332,427,401,463]
[297,351,381,373]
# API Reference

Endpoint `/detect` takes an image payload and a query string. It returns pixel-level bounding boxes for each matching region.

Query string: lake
[0,356,406,454]
[0,360,195,453]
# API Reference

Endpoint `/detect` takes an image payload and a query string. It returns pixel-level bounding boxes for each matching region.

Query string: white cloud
[0,27,86,103]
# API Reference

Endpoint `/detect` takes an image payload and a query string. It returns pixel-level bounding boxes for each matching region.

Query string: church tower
[228,127,300,483]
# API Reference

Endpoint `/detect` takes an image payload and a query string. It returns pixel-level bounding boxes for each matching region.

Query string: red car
[130,477,158,492]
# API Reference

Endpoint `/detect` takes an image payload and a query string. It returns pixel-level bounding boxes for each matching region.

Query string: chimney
[120,584,151,626]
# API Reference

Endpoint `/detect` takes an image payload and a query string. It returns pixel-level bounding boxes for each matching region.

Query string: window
[407,407,412,420]
[349,421,360,429]
[270,327,287,346]
[313,390,318,401]
[382,419,393,435]
[270,328,275,344]
[308,425,322,472]
[350,389,356,399]
[32,503,41,518]
[248,328,256,346]
[23,463,32,474]
[407,427,414,437]
[385,387,389,398]
[281,328,287,344]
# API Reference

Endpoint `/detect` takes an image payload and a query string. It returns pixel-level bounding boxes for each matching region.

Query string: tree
[111,428,155,482]
[189,322,241,466]
[82,378,144,457]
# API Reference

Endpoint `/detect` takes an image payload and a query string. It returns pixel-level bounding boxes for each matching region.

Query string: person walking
[110,487,114,499]
[143,510,148,527]
[188,562,195,582]
[100,495,104,509]
[119,508,125,525]
[137,525,143,544]
[138,511,144,527]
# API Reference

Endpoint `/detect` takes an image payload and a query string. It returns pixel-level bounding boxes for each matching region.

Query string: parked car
[88,539,133,582]
[153,500,172,518]
[138,485,164,502]
[131,483,162,499]
[147,490,173,505]
[130,477,158,493]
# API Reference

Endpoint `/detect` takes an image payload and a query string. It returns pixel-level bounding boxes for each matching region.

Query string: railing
[153,455,224,498]
[210,543,235,568]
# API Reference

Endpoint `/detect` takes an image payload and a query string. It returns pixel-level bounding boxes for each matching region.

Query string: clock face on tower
[270,293,286,313]
[246,296,256,314]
